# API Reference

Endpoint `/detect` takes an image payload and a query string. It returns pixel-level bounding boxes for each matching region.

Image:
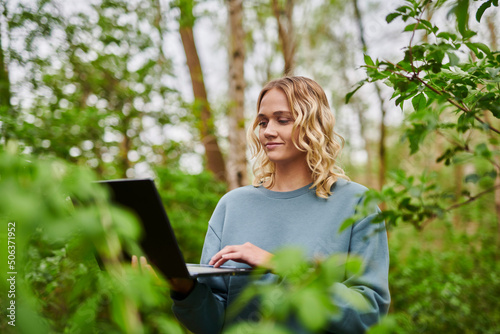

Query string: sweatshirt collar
[257,182,315,199]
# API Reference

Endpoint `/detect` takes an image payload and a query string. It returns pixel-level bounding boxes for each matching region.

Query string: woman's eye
[258,121,268,127]
[278,119,291,124]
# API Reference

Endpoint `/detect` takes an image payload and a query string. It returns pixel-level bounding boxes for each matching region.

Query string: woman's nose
[264,122,278,137]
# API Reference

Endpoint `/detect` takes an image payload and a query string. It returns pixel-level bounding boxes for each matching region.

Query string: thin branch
[368,60,500,136]
[408,5,427,74]
[414,76,500,135]
[436,130,500,171]
[422,183,500,228]
[449,184,500,211]
[382,2,500,136]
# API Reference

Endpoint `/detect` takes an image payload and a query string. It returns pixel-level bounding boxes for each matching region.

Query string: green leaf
[486,170,498,179]
[367,315,399,334]
[436,148,461,166]
[319,255,345,283]
[411,94,427,111]
[271,247,308,277]
[153,318,184,334]
[419,19,434,31]
[471,42,491,55]
[339,217,356,232]
[447,52,460,66]
[475,143,492,159]
[455,0,470,37]
[486,67,500,79]
[476,0,492,22]
[386,12,400,23]
[406,124,428,155]
[345,257,363,277]
[332,283,372,312]
[295,289,330,331]
[462,30,477,39]
[395,5,412,14]
[404,23,428,32]
[457,112,475,132]
[345,83,364,104]
[437,32,457,41]
[364,54,375,66]
[395,95,406,107]
[225,322,290,334]
[464,173,480,183]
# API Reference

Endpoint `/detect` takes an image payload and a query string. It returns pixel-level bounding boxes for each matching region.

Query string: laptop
[98,178,252,279]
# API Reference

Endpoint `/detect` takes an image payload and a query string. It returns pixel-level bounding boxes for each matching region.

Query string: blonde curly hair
[248,76,349,198]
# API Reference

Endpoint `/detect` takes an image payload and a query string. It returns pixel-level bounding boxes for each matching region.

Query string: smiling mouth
[265,143,283,149]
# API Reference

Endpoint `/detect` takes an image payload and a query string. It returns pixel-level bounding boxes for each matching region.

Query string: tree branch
[369,59,500,136]
[436,130,500,171]
[422,183,500,228]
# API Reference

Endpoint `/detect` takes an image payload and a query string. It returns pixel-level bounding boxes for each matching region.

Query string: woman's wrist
[169,278,196,300]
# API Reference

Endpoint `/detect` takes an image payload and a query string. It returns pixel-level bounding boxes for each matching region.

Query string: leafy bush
[348,0,500,230]
[389,227,500,333]
[0,147,183,333]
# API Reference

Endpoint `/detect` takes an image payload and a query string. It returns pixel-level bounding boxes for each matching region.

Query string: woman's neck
[267,161,313,192]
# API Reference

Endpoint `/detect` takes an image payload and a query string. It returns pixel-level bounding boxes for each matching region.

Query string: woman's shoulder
[330,178,369,200]
[218,185,261,203]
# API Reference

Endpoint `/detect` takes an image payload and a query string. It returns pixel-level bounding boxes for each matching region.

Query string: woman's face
[257,88,306,166]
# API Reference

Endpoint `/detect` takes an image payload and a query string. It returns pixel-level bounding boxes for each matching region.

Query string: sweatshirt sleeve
[171,204,228,334]
[326,204,391,333]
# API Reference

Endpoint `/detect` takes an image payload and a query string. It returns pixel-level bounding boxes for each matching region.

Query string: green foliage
[344,4,500,331]
[225,248,391,333]
[1,0,499,333]
[0,147,183,333]
[3,0,179,178]
[348,170,447,229]
[346,0,500,230]
[476,0,499,22]
[389,227,500,333]
[155,167,226,262]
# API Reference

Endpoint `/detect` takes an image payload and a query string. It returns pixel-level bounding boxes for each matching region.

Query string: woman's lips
[265,143,282,149]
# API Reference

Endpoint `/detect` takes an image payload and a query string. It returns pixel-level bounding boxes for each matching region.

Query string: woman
[147,76,390,333]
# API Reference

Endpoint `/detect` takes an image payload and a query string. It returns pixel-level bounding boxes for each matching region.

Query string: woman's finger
[131,255,138,268]
[140,256,148,268]
[213,252,243,267]
[145,264,159,278]
[209,248,234,265]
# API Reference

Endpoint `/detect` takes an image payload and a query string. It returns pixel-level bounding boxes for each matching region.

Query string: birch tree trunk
[178,1,227,182]
[226,0,248,189]
[271,0,296,75]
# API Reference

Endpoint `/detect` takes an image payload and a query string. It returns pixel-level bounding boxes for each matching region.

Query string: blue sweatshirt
[172,179,390,333]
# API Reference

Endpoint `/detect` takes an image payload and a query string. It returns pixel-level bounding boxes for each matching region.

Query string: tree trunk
[178,2,227,182]
[119,121,132,177]
[153,0,168,67]
[0,9,13,142]
[271,0,296,76]
[486,14,497,50]
[226,0,247,189]
[352,0,387,192]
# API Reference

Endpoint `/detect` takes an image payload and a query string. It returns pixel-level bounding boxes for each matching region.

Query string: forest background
[0,0,499,333]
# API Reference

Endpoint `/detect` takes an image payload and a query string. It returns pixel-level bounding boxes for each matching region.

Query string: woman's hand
[209,242,273,268]
[131,255,159,278]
